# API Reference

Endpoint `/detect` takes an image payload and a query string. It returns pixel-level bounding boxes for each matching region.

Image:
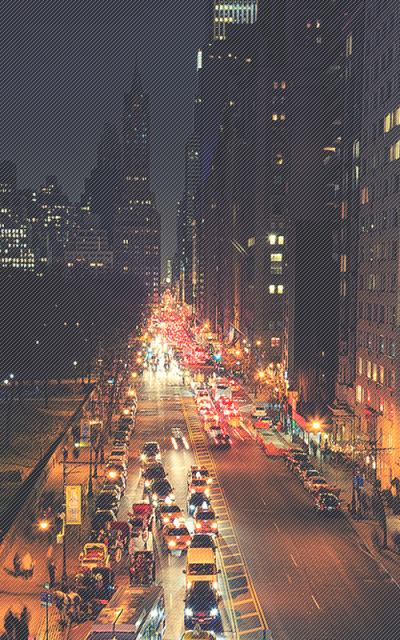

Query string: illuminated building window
[269,235,276,245]
[277,285,284,294]
[272,114,278,121]
[271,253,282,262]
[356,385,363,403]
[271,337,280,347]
[278,236,284,245]
[281,81,286,89]
[269,285,276,294]
[358,357,363,375]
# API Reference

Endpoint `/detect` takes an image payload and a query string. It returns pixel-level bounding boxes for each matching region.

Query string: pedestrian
[312,441,318,457]
[48,560,56,588]
[17,607,29,640]
[3,610,16,640]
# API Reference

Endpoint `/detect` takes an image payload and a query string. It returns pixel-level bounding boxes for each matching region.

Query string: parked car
[307,477,329,494]
[314,492,341,514]
[251,405,267,418]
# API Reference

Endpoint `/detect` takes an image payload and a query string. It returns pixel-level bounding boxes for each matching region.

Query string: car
[158,503,186,526]
[213,433,232,448]
[307,477,329,494]
[251,405,267,418]
[181,629,216,640]
[108,453,129,467]
[188,466,212,486]
[99,484,122,501]
[198,402,214,415]
[121,405,134,417]
[141,442,161,464]
[315,492,341,513]
[292,460,314,476]
[163,523,192,555]
[188,493,211,516]
[282,447,304,460]
[194,506,218,535]
[287,452,309,471]
[203,412,219,428]
[195,390,210,402]
[255,415,273,427]
[171,428,190,450]
[228,378,240,392]
[189,534,217,558]
[90,510,117,541]
[301,468,321,484]
[114,431,130,446]
[102,479,126,496]
[104,466,127,484]
[151,478,175,507]
[106,459,127,474]
[95,491,120,516]
[109,444,128,455]
[184,581,221,629]
[118,416,134,431]
[188,477,210,498]
[142,463,167,491]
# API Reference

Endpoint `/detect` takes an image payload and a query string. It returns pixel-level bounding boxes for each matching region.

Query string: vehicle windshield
[110,451,125,457]
[188,563,216,575]
[196,511,215,520]
[191,536,214,547]
[192,469,209,477]
[313,478,327,484]
[160,505,180,513]
[191,479,206,486]
[144,443,159,453]
[130,518,143,527]
[168,528,189,536]
[153,482,170,493]
[146,467,165,478]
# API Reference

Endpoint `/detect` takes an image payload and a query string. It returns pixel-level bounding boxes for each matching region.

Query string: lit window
[248,237,255,247]
[372,363,377,382]
[277,285,284,294]
[281,81,286,89]
[278,236,284,245]
[269,235,277,245]
[123,266,128,271]
[280,114,285,121]
[271,337,280,347]
[273,81,278,89]
[379,365,385,385]
[345,33,352,57]
[358,357,363,375]
[367,361,372,378]
[356,385,363,403]
[271,253,282,262]
[272,114,278,121]
[269,285,276,294]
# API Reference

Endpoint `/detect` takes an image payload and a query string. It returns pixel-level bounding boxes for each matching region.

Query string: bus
[86,585,165,640]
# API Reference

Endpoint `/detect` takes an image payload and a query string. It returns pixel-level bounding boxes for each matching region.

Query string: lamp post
[312,422,323,472]
[61,446,68,590]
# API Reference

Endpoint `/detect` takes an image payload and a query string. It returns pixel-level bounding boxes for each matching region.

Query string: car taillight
[214,439,219,444]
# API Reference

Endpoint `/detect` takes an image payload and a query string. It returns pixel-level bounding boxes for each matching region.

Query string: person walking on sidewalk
[48,559,56,588]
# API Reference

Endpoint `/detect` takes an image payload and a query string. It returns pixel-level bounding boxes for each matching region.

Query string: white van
[214,383,232,401]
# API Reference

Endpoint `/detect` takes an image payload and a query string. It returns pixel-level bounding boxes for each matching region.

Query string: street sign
[66,484,82,525]
[44,582,50,590]
[40,592,52,608]
[354,475,364,487]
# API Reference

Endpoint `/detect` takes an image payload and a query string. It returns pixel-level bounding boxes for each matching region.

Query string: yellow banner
[65,485,81,525]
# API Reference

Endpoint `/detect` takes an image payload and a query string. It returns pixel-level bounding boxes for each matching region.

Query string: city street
[114,364,400,640]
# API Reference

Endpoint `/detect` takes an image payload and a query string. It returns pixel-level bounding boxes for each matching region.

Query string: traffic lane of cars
[210,432,400,640]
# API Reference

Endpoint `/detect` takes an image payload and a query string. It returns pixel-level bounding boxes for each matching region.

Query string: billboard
[65,485,81,525]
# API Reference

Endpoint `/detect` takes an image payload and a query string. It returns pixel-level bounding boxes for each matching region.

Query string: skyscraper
[208,1,258,41]
[114,63,161,301]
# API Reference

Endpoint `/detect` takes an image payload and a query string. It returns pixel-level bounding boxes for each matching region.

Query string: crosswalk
[180,394,270,640]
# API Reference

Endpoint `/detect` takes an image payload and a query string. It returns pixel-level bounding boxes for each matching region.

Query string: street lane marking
[239,612,259,619]
[311,595,321,610]
[233,599,253,605]
[225,563,243,569]
[290,554,298,567]
[286,574,292,584]
[238,628,264,635]
[274,522,280,532]
[219,543,238,548]
[228,574,246,580]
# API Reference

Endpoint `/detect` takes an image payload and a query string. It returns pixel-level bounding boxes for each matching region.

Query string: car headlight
[195,522,201,529]
[163,517,169,524]
[212,522,218,529]
[210,608,218,617]
[185,608,193,617]
[212,581,218,590]
[205,489,210,496]
[152,493,157,500]
[190,489,195,494]
[168,540,176,547]
[186,540,191,545]
[141,454,146,460]
[207,478,212,484]
[187,581,192,589]
[145,480,150,487]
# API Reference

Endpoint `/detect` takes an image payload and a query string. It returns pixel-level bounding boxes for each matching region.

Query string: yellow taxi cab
[163,520,192,555]
[158,502,185,526]
[188,476,210,497]
[193,506,218,535]
[187,466,212,487]
[181,631,216,640]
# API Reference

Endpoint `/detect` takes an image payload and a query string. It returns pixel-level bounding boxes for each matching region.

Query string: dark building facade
[114,65,161,302]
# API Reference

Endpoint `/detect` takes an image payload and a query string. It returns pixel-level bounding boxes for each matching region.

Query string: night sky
[2,1,206,269]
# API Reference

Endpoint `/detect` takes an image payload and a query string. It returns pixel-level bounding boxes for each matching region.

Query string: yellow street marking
[238,628,265,634]
[312,595,321,610]
[239,612,259,619]
[290,554,298,567]
[233,598,254,605]
[225,563,243,569]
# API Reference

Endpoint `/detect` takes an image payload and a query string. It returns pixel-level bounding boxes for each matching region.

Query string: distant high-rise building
[208,1,258,41]
[114,63,160,301]
[81,123,123,242]
[0,160,17,224]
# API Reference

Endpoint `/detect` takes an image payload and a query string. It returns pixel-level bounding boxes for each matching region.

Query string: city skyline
[2,0,207,270]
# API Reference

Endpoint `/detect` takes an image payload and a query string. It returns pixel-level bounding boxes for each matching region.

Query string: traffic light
[215,352,222,361]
